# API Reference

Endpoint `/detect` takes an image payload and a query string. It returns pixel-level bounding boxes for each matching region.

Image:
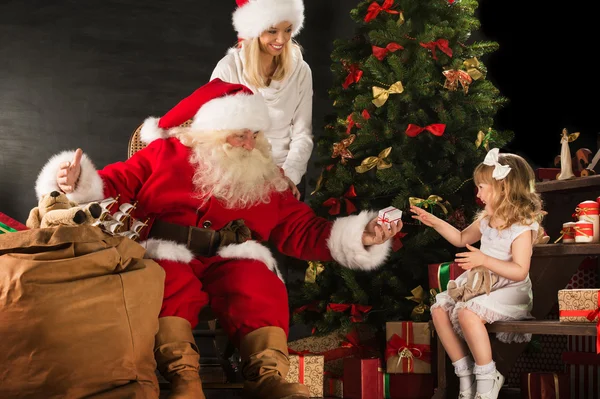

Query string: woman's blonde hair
[474,152,544,235]
[241,37,300,88]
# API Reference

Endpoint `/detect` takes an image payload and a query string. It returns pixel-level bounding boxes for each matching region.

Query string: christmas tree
[290,0,513,334]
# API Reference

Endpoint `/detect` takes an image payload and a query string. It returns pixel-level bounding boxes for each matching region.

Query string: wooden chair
[128,123,241,387]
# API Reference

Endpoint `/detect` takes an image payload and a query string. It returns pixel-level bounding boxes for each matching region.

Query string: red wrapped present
[385,322,432,374]
[428,262,465,293]
[0,212,28,233]
[379,373,434,399]
[324,373,343,398]
[342,357,380,399]
[520,372,569,399]
[563,352,600,399]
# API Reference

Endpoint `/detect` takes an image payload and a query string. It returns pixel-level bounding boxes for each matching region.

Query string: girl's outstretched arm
[410,205,481,247]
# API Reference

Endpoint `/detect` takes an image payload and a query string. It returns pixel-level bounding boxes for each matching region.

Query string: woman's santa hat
[232,0,305,40]
[140,78,271,144]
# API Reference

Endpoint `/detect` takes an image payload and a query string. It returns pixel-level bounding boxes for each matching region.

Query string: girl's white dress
[431,218,539,343]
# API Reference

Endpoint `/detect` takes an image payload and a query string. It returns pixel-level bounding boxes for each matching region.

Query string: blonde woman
[211,0,312,199]
[411,148,544,399]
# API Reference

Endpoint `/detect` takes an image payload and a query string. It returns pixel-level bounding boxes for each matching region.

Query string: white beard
[185,131,289,209]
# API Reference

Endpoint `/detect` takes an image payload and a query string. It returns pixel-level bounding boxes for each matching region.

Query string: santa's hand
[409,205,440,227]
[57,148,83,193]
[284,176,301,200]
[455,244,487,270]
[362,218,402,246]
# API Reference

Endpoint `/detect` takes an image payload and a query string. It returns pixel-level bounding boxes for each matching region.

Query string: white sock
[473,361,496,393]
[452,356,474,391]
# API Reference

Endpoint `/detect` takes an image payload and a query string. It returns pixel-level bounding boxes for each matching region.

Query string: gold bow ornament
[331,134,356,164]
[355,147,393,173]
[305,261,325,283]
[475,128,493,151]
[463,57,483,81]
[409,195,448,215]
[406,285,429,320]
[372,81,404,107]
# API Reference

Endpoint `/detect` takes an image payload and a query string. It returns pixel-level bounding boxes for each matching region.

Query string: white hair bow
[483,148,511,180]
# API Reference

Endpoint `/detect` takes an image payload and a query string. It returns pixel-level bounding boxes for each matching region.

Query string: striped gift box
[563,352,600,399]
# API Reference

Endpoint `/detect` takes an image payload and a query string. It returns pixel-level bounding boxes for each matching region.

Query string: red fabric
[159,256,290,342]
[98,138,334,261]
[157,78,254,129]
[405,123,446,137]
[0,212,28,231]
[372,43,403,60]
[520,372,569,399]
[97,138,336,340]
[378,373,435,399]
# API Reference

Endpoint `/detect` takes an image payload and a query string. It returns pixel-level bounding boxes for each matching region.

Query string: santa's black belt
[148,219,251,258]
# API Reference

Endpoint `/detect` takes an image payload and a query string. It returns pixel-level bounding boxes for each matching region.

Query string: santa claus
[35,78,401,399]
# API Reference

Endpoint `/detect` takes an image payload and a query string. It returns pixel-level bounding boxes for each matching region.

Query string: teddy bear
[447,266,499,303]
[26,191,103,229]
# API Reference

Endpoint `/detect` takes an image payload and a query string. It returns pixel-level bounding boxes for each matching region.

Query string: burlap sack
[0,225,165,399]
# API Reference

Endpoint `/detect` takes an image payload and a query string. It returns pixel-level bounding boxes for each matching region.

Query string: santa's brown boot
[155,317,206,399]
[240,326,310,399]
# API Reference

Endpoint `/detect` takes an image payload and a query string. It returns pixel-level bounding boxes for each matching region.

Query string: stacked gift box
[0,212,28,233]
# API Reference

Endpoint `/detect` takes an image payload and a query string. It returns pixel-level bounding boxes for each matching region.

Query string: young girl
[211,0,313,199]
[410,148,544,399]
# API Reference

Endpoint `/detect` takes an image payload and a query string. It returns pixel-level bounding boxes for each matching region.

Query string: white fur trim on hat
[35,150,104,204]
[217,240,283,282]
[140,116,170,144]
[191,92,270,133]
[233,0,304,39]
[327,210,392,271]
[142,238,194,263]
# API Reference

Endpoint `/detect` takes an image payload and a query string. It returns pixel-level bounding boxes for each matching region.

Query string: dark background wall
[1,0,598,223]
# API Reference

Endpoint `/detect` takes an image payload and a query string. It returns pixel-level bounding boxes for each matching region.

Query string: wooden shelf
[536,175,600,193]
[486,320,597,336]
[533,243,600,256]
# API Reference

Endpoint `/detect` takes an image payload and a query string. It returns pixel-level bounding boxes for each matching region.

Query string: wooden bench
[432,175,600,399]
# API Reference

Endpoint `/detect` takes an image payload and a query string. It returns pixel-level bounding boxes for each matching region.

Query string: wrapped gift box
[428,262,465,293]
[0,212,28,233]
[563,352,600,399]
[385,322,432,374]
[558,289,600,323]
[288,326,377,375]
[324,374,343,398]
[285,354,324,398]
[379,373,434,399]
[520,372,569,399]
[342,357,380,399]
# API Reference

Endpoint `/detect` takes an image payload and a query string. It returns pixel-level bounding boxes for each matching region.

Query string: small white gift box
[377,206,402,228]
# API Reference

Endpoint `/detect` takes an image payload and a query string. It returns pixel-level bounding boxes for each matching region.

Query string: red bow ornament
[342,63,364,89]
[322,185,358,215]
[372,42,404,61]
[442,69,473,94]
[419,38,453,60]
[364,0,399,22]
[385,333,432,373]
[327,303,372,323]
[405,123,446,137]
[331,134,355,164]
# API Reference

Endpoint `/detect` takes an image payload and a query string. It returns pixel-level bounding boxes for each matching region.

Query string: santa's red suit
[36,135,390,340]
[34,78,392,399]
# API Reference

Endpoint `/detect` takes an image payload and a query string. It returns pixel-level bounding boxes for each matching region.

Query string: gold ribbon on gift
[527,373,560,399]
[397,347,416,371]
[304,261,325,283]
[475,128,492,151]
[355,147,393,173]
[409,195,448,215]
[406,285,429,320]
[372,81,404,107]
[463,57,483,80]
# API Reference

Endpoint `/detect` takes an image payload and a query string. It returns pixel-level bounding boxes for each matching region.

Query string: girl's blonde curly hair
[474,152,544,238]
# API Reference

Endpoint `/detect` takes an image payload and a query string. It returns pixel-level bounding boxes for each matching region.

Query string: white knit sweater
[210,44,314,185]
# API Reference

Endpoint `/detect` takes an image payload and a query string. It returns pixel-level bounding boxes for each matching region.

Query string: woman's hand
[284,176,301,200]
[410,205,441,228]
[362,218,402,246]
[57,148,83,193]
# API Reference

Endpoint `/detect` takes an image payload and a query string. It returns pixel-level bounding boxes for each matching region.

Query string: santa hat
[140,78,270,144]
[232,0,305,40]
